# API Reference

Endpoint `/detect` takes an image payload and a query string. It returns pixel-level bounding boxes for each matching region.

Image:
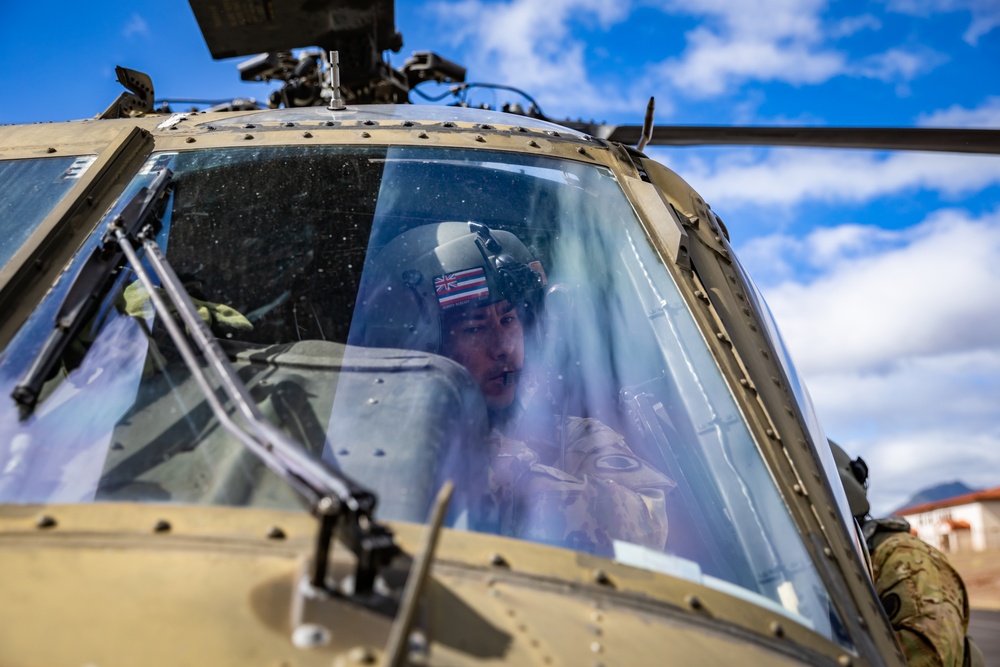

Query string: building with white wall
[898,486,1000,554]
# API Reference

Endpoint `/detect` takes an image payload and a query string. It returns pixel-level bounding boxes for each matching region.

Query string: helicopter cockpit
[0,107,851,649]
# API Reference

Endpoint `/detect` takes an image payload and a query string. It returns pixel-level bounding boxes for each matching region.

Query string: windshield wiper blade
[12,168,173,414]
[113,214,396,594]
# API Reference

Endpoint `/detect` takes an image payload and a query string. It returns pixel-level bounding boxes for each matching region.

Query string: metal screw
[685,594,702,610]
[475,135,486,143]
[267,526,286,540]
[301,131,313,138]
[361,131,371,138]
[35,515,57,529]
[592,569,612,586]
[770,621,784,637]
[153,519,171,533]
[185,137,196,143]
[292,624,332,649]
[317,496,338,514]
[528,140,540,148]
[243,133,254,140]
[489,553,508,567]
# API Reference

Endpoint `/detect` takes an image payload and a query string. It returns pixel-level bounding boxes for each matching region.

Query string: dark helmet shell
[360,222,544,353]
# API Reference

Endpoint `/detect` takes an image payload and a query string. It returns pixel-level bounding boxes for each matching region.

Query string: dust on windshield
[0,145,849,645]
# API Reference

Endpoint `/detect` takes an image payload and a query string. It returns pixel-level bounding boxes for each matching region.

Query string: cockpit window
[0,146,849,647]
[0,156,97,269]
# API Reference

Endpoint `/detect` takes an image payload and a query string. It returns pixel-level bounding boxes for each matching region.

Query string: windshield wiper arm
[112,207,396,594]
[12,168,173,414]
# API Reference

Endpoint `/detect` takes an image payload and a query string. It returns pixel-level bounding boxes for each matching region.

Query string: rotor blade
[593,125,1000,154]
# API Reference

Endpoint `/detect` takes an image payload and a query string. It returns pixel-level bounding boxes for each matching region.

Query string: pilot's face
[441,300,524,410]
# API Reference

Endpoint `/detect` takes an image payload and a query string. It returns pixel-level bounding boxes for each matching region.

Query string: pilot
[831,441,983,667]
[360,221,674,555]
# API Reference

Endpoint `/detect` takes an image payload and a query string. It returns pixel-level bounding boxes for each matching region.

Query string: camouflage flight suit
[864,517,983,667]
[488,416,675,556]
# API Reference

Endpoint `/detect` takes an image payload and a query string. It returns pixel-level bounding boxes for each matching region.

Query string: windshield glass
[0,156,97,269]
[0,145,849,645]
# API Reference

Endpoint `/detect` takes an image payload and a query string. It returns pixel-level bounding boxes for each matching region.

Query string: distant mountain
[893,481,979,514]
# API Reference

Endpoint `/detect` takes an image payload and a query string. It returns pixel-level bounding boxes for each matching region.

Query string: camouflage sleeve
[870,532,970,667]
[488,419,674,555]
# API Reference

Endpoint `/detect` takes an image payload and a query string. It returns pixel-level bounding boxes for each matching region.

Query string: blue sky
[1,0,998,514]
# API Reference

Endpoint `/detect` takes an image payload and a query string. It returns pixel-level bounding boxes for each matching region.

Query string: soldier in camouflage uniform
[362,222,674,554]
[831,442,983,667]
[487,416,673,553]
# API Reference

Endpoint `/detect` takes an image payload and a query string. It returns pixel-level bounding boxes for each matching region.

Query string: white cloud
[887,0,1000,44]
[828,14,883,38]
[432,0,645,117]
[852,47,947,83]
[657,28,845,97]
[918,96,1000,128]
[653,0,847,97]
[737,223,900,284]
[854,427,1000,516]
[762,208,1000,373]
[662,148,1000,208]
[122,13,149,39]
[430,0,958,113]
[649,1,943,98]
[746,209,1000,514]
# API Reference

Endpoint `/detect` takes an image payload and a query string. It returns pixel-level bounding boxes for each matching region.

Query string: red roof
[897,486,1000,515]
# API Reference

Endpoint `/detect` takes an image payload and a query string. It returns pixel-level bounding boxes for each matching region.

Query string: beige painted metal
[0,123,155,346]
[0,503,853,666]
[0,108,904,666]
[634,155,905,665]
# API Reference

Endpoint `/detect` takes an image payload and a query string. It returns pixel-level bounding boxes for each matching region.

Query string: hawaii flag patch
[435,267,490,309]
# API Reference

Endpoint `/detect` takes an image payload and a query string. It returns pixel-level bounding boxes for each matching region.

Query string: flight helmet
[360,222,546,353]
[830,440,870,520]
